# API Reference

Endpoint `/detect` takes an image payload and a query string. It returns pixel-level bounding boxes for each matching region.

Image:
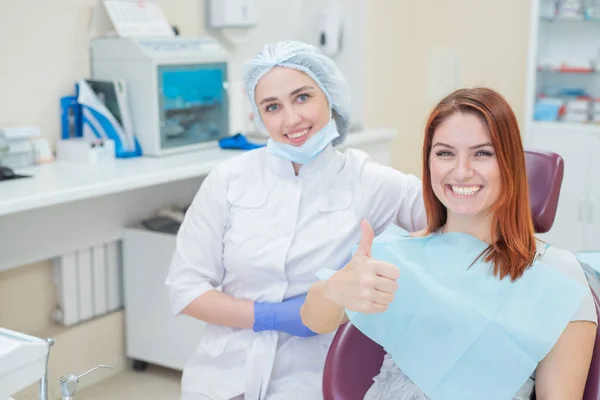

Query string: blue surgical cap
[242,40,351,146]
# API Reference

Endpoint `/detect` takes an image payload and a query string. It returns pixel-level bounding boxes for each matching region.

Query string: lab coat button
[284,231,291,237]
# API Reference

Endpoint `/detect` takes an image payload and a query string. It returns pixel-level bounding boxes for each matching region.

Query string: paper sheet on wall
[103,0,174,38]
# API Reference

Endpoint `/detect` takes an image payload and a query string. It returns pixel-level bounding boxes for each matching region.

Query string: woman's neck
[443,213,494,244]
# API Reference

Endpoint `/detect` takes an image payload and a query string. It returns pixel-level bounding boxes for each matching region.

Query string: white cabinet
[525,123,599,253]
[586,132,600,249]
[122,227,205,371]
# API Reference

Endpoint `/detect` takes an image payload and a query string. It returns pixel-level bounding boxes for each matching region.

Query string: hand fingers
[357,297,393,314]
[374,276,398,294]
[362,302,389,314]
[352,280,396,313]
[353,262,398,294]
[356,219,375,258]
[372,261,400,281]
[371,289,395,306]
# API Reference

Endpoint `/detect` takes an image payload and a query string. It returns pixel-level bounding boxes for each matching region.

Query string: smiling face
[254,66,331,147]
[429,112,501,219]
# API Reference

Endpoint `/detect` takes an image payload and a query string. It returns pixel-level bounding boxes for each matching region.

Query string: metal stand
[39,338,54,400]
[37,336,112,400]
[59,365,113,400]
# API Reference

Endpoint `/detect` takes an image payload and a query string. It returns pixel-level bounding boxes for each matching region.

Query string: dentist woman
[165,40,426,400]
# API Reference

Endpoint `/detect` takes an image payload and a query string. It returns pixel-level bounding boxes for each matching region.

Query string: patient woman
[301,87,597,399]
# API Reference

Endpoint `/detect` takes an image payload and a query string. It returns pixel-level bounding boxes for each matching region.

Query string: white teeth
[287,128,309,139]
[451,185,482,196]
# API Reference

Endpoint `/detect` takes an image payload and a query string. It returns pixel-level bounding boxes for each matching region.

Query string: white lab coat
[165,144,426,400]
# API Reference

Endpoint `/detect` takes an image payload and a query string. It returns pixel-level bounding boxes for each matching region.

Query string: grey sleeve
[544,248,597,325]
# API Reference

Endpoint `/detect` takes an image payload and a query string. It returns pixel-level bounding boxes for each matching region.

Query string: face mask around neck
[266,118,339,164]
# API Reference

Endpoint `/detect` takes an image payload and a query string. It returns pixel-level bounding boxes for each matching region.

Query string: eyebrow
[258,85,315,105]
[432,142,493,150]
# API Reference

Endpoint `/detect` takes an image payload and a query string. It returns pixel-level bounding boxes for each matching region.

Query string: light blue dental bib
[317,228,588,400]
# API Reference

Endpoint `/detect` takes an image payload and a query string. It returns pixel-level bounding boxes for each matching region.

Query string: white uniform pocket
[314,189,355,239]
[226,181,268,231]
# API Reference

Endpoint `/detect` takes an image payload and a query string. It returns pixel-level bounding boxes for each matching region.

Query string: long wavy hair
[422,88,537,281]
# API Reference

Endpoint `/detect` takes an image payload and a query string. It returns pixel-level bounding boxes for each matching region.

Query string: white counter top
[0,129,395,217]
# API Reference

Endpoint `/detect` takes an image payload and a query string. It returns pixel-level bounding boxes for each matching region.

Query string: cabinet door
[584,132,600,251]
[123,228,206,371]
[525,124,591,254]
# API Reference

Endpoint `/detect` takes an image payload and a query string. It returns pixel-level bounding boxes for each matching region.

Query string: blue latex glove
[253,294,318,337]
[218,133,265,150]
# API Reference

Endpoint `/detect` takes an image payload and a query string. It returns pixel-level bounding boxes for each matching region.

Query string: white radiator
[52,241,124,326]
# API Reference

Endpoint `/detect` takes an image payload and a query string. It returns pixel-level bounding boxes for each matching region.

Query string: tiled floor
[77,364,182,400]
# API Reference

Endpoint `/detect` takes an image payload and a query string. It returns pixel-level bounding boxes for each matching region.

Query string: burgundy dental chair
[323,150,600,400]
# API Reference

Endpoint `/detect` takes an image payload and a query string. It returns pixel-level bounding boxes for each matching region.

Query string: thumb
[356,219,375,258]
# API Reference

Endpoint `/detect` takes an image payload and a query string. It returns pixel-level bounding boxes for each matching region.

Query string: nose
[283,107,302,127]
[452,155,474,181]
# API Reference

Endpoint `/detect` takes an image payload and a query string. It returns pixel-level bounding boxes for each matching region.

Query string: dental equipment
[0,327,112,400]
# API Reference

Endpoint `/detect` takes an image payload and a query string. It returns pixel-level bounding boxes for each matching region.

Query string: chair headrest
[525,150,564,234]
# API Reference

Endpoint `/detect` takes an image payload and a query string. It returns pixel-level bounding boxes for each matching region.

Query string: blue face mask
[266,118,340,164]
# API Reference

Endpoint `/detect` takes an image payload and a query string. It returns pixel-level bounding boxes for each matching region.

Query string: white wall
[364,0,532,176]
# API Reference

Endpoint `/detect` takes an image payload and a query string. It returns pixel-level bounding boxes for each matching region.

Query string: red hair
[422,88,536,281]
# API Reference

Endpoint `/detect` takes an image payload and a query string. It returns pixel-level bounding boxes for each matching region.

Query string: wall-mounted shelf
[531,119,600,132]
[526,0,600,128]
[537,66,598,74]
[540,16,600,22]
[524,1,600,255]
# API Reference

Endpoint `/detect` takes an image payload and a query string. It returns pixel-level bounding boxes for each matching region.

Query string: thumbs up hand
[325,220,400,314]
